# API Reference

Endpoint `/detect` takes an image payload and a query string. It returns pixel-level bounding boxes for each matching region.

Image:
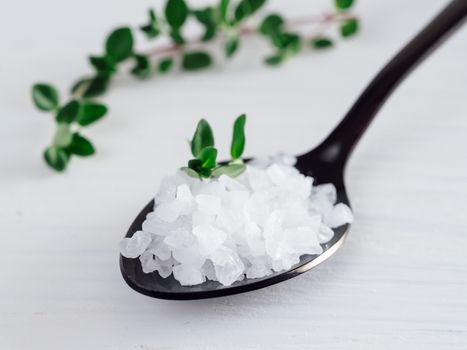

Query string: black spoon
[120,0,467,300]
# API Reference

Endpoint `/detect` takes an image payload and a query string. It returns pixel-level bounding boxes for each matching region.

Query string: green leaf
[198,167,212,178]
[181,166,200,178]
[192,8,212,23]
[340,18,359,37]
[32,83,59,111]
[140,9,160,39]
[67,133,95,157]
[77,102,107,126]
[71,76,110,98]
[140,24,160,39]
[191,119,214,157]
[165,0,188,29]
[211,164,246,178]
[286,34,301,54]
[131,54,151,79]
[272,33,301,52]
[188,158,202,170]
[219,0,230,24]
[44,146,69,171]
[53,123,72,147]
[89,55,116,75]
[198,146,218,169]
[56,100,81,124]
[234,0,266,22]
[265,33,301,60]
[149,8,157,21]
[231,114,246,159]
[312,37,334,49]
[170,29,185,44]
[193,7,218,41]
[225,37,239,58]
[158,58,174,73]
[202,26,216,42]
[264,54,283,65]
[335,0,354,10]
[105,27,134,62]
[182,51,212,71]
[259,14,284,36]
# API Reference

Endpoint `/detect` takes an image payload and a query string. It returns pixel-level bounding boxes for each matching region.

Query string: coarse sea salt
[119,154,353,286]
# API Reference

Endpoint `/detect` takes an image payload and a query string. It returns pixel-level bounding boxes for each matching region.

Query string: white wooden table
[1,0,466,348]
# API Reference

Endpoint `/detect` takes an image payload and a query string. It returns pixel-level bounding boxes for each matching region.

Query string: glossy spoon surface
[120,0,467,300]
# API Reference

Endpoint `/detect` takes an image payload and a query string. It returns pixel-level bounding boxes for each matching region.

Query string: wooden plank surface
[1,0,466,348]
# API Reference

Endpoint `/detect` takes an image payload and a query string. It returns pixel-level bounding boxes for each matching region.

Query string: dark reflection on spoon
[120,0,467,300]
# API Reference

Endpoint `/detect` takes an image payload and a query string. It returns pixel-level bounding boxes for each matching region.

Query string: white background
[1,0,466,349]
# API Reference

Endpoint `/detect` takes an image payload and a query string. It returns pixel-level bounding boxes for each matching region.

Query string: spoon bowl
[120,156,350,300]
[120,0,467,300]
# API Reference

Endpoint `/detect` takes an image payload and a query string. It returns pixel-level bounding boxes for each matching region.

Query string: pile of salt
[120,155,353,286]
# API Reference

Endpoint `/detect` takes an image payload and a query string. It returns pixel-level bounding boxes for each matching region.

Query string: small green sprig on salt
[182,114,247,179]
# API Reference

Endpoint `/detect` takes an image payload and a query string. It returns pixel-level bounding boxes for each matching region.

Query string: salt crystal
[195,194,221,214]
[245,221,265,256]
[246,258,272,279]
[266,164,287,187]
[210,246,233,266]
[218,174,246,191]
[165,229,204,265]
[309,194,333,216]
[172,246,204,266]
[173,264,205,286]
[246,166,272,191]
[139,251,159,273]
[288,174,313,199]
[318,224,334,243]
[146,236,171,261]
[222,190,249,209]
[283,202,312,227]
[196,181,225,197]
[176,184,195,215]
[202,260,217,281]
[285,226,322,255]
[264,211,286,259]
[211,247,244,286]
[143,215,190,236]
[153,200,182,223]
[272,254,300,271]
[155,175,186,205]
[324,203,354,228]
[247,156,271,169]
[157,257,174,278]
[215,209,242,234]
[245,191,272,226]
[163,228,193,248]
[275,153,297,166]
[119,231,152,258]
[313,183,337,204]
[193,224,227,256]
[192,209,215,227]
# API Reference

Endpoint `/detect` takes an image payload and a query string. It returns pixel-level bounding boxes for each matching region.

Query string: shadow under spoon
[120,0,467,300]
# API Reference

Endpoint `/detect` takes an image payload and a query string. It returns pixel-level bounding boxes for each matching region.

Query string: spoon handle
[312,0,467,167]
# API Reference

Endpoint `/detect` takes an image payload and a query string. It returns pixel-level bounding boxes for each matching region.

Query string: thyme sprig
[31,0,358,172]
[183,115,247,179]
